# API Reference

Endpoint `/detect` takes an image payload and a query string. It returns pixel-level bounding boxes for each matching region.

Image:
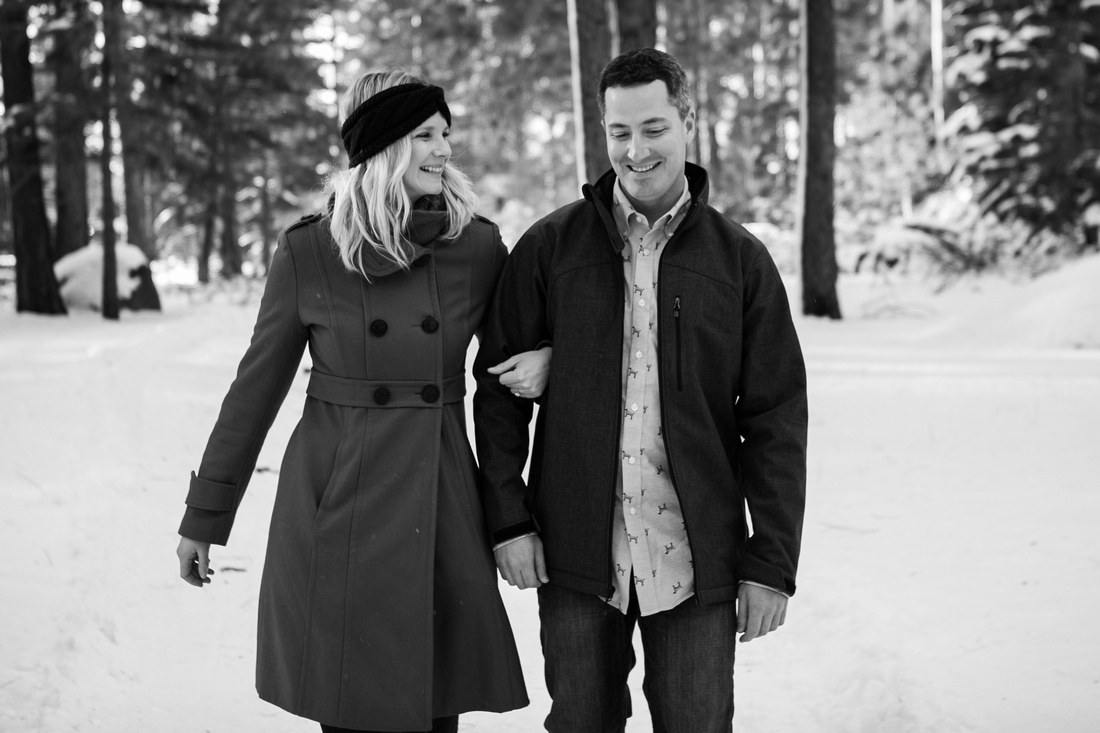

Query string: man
[474,48,807,732]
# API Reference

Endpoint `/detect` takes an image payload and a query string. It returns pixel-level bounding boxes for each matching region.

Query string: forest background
[1,0,1099,317]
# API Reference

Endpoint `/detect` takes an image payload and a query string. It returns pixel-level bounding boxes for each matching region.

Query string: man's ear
[684,108,697,143]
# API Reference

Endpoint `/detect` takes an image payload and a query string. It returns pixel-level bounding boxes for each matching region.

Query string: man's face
[603,80,695,219]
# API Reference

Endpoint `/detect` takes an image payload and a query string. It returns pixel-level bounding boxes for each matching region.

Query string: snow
[2,257,1100,732]
[53,243,149,311]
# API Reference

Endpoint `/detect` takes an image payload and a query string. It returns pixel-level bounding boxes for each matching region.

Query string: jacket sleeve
[178,232,309,545]
[472,226,551,545]
[734,245,808,596]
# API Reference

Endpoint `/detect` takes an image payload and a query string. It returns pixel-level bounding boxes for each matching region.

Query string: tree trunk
[567,0,612,187]
[1048,6,1087,231]
[49,0,91,259]
[259,153,273,275]
[0,0,67,314]
[100,0,120,319]
[219,182,241,277]
[198,198,216,284]
[615,0,657,51]
[685,0,703,165]
[798,0,840,319]
[930,0,945,167]
[0,161,12,254]
[109,3,151,260]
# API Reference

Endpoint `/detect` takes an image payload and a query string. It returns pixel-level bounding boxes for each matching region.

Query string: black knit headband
[340,83,452,168]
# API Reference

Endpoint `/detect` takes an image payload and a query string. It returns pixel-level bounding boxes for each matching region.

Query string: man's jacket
[473,163,807,603]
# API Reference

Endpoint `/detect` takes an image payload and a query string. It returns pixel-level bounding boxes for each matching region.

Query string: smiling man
[474,48,808,732]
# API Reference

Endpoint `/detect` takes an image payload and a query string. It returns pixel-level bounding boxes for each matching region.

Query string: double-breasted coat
[178,208,528,730]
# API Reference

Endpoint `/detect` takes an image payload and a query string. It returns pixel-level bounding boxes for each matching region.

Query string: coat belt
[306,370,466,408]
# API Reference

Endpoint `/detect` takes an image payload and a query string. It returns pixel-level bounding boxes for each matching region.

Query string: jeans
[319,715,457,733]
[538,583,736,733]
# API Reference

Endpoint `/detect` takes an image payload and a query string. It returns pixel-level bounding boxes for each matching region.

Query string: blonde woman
[175,70,543,733]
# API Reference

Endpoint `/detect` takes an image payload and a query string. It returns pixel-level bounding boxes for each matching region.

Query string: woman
[175,70,546,733]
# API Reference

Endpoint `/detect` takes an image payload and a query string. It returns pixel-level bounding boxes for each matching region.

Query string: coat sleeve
[734,244,808,596]
[472,225,552,545]
[178,232,309,545]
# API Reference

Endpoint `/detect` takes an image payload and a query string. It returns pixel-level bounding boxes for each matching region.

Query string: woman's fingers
[177,538,213,588]
[487,355,521,375]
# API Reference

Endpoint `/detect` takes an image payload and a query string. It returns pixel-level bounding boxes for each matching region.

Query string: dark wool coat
[473,163,808,602]
[179,210,528,730]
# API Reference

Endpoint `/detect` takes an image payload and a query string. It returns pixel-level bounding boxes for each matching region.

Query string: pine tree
[946,0,1100,249]
[799,0,841,319]
[1,0,67,314]
[566,0,612,185]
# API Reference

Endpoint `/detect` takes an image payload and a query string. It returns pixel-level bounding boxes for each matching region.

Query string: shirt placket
[620,213,666,610]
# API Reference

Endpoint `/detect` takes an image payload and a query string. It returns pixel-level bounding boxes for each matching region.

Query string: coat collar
[326,194,451,278]
[582,162,709,254]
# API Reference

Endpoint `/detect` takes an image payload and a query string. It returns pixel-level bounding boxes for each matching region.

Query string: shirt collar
[612,175,692,241]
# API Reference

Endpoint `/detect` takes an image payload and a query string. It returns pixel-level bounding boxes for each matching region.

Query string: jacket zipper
[674,296,683,391]
[607,241,628,602]
[657,266,699,602]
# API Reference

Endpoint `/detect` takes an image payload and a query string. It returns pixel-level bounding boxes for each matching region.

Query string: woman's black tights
[320,715,458,733]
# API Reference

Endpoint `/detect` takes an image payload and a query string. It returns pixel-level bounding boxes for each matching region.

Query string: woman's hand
[177,536,215,588]
[488,346,552,399]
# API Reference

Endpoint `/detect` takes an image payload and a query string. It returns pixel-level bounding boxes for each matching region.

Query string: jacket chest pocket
[663,278,740,391]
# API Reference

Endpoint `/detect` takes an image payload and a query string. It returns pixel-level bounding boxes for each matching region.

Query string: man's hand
[493,535,548,590]
[736,583,787,642]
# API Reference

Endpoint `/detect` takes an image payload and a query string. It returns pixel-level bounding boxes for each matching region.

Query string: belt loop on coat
[305,371,466,408]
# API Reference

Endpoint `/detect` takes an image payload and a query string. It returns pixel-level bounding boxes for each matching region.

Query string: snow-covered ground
[2,257,1099,732]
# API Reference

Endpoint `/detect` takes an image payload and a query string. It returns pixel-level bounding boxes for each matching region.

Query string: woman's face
[403,112,451,202]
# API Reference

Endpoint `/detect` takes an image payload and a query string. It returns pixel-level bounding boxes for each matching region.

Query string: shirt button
[635,350,643,359]
[631,403,639,412]
[629,507,637,515]
[638,299,646,307]
[642,249,650,256]
[628,457,636,464]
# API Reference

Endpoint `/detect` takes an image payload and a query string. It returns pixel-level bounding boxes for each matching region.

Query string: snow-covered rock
[53,242,148,311]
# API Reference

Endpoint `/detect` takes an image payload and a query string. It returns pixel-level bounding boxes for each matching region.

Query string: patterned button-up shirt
[605,176,694,616]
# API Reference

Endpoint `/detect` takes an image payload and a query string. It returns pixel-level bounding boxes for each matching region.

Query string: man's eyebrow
[606,117,672,128]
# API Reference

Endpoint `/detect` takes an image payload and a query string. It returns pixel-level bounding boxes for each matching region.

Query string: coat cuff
[738,554,797,596]
[178,506,235,546]
[491,518,539,547]
[184,472,238,511]
[178,472,239,546]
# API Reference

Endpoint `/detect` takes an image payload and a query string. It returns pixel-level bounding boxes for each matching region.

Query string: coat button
[373,387,391,405]
[421,316,439,333]
[421,385,440,403]
[370,319,388,337]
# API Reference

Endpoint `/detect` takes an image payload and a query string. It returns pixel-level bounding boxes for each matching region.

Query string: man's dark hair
[597,48,692,120]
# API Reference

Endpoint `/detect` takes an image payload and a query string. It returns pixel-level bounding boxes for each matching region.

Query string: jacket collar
[582,162,710,253]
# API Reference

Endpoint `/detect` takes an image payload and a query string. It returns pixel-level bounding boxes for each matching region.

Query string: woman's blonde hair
[325,69,479,278]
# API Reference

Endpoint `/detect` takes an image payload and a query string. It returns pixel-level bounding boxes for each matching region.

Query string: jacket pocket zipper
[674,296,683,391]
